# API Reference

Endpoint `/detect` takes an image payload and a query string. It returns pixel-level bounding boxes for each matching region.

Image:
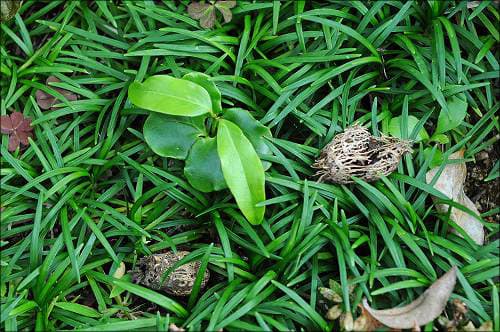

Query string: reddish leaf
[187,2,210,19]
[0,115,13,133]
[35,76,78,110]
[0,112,34,151]
[216,5,232,23]
[187,1,236,28]
[8,134,20,152]
[199,8,216,28]
[216,1,236,23]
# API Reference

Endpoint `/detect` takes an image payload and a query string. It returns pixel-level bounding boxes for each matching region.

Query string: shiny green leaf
[128,75,212,116]
[185,137,227,192]
[389,115,429,142]
[183,72,222,114]
[143,113,206,159]
[436,94,468,134]
[423,147,444,169]
[222,108,272,170]
[217,119,265,225]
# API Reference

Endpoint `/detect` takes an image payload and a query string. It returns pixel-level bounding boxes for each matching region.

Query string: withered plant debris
[35,76,78,110]
[362,266,458,330]
[426,150,485,245]
[313,125,412,183]
[132,251,209,296]
[0,0,21,22]
[169,323,186,332]
[187,1,236,29]
[319,286,342,303]
[326,305,342,321]
[339,312,354,331]
[352,304,384,332]
[1,112,33,152]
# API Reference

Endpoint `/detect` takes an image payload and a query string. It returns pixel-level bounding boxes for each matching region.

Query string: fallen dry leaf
[187,1,236,29]
[426,150,484,245]
[0,112,33,151]
[352,304,384,332]
[362,266,458,330]
[35,76,78,110]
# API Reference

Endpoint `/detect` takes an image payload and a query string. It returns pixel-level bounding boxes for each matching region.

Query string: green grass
[1,1,499,331]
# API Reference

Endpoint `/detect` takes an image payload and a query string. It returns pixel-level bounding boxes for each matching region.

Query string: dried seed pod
[326,305,342,320]
[132,251,209,296]
[313,125,412,183]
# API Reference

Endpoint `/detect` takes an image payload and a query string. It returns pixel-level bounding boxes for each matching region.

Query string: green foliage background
[0,1,498,331]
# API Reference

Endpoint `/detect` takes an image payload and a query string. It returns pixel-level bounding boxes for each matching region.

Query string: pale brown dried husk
[313,125,412,183]
[132,251,209,296]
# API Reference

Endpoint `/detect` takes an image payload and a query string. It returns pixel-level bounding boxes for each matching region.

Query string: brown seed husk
[313,125,412,184]
[132,251,209,296]
[326,305,342,321]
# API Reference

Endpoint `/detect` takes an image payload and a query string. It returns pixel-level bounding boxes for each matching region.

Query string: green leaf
[128,75,212,116]
[222,108,272,170]
[112,279,188,317]
[143,113,206,159]
[54,302,101,318]
[184,137,227,192]
[109,274,132,298]
[183,72,222,114]
[423,147,444,169]
[435,94,468,134]
[429,133,449,144]
[389,115,429,142]
[217,119,265,225]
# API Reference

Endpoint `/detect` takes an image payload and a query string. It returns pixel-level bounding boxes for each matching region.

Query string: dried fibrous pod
[132,251,209,296]
[313,125,412,183]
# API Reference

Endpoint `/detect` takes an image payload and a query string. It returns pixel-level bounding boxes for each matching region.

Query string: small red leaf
[8,134,20,152]
[10,112,24,129]
[35,89,56,110]
[17,131,32,146]
[187,2,210,19]
[35,76,79,110]
[1,115,13,133]
[18,118,31,132]
[1,112,34,152]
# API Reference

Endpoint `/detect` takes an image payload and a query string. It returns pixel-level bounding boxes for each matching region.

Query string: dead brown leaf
[426,150,484,245]
[362,266,458,330]
[353,304,384,332]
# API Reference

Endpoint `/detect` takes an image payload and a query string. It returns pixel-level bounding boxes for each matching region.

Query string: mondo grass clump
[1,1,499,331]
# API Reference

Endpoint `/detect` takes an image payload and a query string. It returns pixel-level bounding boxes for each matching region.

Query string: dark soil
[464,142,500,224]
